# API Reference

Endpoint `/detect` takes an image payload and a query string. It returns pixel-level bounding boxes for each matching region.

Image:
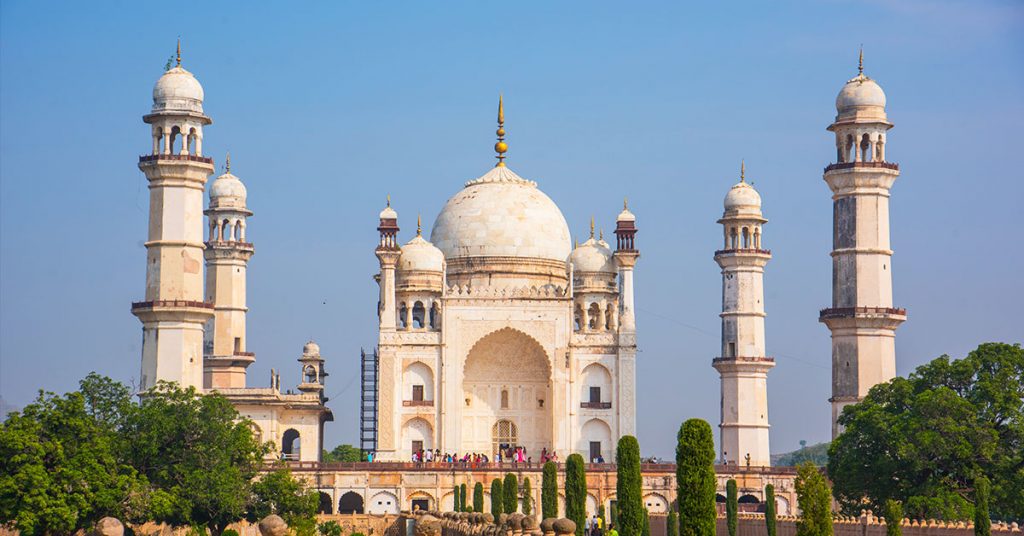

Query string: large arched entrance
[462,328,552,456]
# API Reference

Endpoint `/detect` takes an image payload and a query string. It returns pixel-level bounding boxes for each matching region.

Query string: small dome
[724,181,762,213]
[303,341,320,356]
[398,235,444,272]
[379,204,398,220]
[617,205,636,223]
[836,73,886,115]
[152,66,204,113]
[209,171,247,205]
[570,237,616,273]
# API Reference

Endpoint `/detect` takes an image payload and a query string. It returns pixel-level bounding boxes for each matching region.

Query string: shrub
[974,477,990,536]
[453,484,460,512]
[727,479,738,536]
[765,485,777,536]
[503,473,519,513]
[460,484,467,513]
[676,419,716,536]
[523,478,533,516]
[884,500,902,536]
[795,461,833,536]
[318,521,342,536]
[542,461,558,519]
[615,436,644,536]
[474,482,484,513]
[491,479,504,517]
[565,453,587,536]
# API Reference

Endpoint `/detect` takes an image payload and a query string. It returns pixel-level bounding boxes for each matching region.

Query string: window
[492,420,518,454]
[411,440,423,453]
[233,337,241,353]
[590,441,602,462]
[412,385,424,402]
[589,386,601,404]
[728,342,736,357]
[501,389,509,409]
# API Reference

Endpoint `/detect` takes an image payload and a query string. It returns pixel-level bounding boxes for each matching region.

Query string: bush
[884,500,902,536]
[795,461,833,536]
[491,479,504,517]
[676,419,716,536]
[523,478,533,516]
[565,454,587,536]
[460,484,467,513]
[503,473,519,513]
[765,485,777,536]
[452,485,460,512]
[318,521,342,536]
[974,477,990,536]
[727,479,738,536]
[542,461,558,519]
[667,510,679,536]
[615,436,644,536]
[221,531,239,536]
[474,482,484,513]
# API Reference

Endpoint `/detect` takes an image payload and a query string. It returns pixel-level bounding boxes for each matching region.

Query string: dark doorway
[412,385,424,401]
[412,499,429,512]
[589,441,601,462]
[338,491,364,514]
[318,492,333,514]
[589,386,601,404]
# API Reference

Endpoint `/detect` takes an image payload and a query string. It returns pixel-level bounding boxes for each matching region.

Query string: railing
[281,460,800,474]
[819,306,907,319]
[580,401,612,409]
[139,154,214,164]
[208,240,254,249]
[714,248,772,256]
[712,356,776,364]
[824,161,899,173]
[233,351,256,357]
[131,299,214,309]
[402,400,434,407]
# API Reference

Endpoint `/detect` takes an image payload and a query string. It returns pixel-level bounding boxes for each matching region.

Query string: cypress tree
[974,476,990,536]
[542,461,558,519]
[460,483,467,513]
[615,436,644,536]
[453,484,461,512]
[883,500,902,536]
[642,507,651,536]
[795,461,833,536]
[676,419,716,536]
[610,502,618,530]
[522,477,533,516]
[726,479,738,536]
[565,453,588,536]
[667,510,679,536]
[491,478,504,518]
[765,484,777,536]
[474,482,485,514]
[503,473,519,514]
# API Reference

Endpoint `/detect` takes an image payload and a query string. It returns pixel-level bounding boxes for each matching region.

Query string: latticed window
[492,419,518,454]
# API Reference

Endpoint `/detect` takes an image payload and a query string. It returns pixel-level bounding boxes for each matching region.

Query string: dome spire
[176,38,181,67]
[740,159,746,182]
[417,214,422,237]
[858,45,864,75]
[494,94,508,167]
[225,151,231,173]
[386,194,391,207]
[590,216,595,239]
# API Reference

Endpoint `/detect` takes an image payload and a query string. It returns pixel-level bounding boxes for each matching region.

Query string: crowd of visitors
[400,446,566,467]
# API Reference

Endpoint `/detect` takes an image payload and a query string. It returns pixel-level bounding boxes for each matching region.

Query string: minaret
[613,199,639,331]
[821,50,906,439]
[297,341,328,402]
[376,197,401,331]
[132,43,215,391]
[712,162,774,467]
[203,154,255,389]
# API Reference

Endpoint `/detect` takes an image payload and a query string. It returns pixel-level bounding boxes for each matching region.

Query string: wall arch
[578,418,612,462]
[338,491,364,514]
[368,491,400,515]
[318,491,333,514]
[403,361,434,402]
[580,363,612,404]
[643,493,669,514]
[401,417,433,455]
[775,495,790,515]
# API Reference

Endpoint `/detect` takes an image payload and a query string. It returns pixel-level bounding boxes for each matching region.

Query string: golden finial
[575,238,579,249]
[590,216,595,239]
[176,38,181,67]
[417,214,422,236]
[599,229,604,241]
[858,45,864,75]
[386,194,391,207]
[494,94,508,167]
[225,151,231,172]
[624,197,629,210]
[740,159,746,182]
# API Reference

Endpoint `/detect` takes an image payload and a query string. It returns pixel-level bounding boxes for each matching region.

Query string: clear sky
[1,1,1022,458]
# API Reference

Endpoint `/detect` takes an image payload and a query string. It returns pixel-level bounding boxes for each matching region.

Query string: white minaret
[203,154,255,389]
[821,51,906,439]
[613,200,640,437]
[133,43,215,391]
[712,163,774,467]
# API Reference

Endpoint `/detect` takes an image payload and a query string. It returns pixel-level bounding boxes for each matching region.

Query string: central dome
[430,166,572,262]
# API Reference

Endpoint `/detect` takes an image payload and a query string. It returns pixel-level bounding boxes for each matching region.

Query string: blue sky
[1,1,1022,457]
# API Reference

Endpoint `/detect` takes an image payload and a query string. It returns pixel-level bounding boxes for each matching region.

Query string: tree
[248,467,318,535]
[829,343,1024,520]
[974,477,990,536]
[522,477,533,516]
[317,520,342,536]
[453,484,461,512]
[542,461,558,519]
[884,500,902,536]
[474,482,485,513]
[667,510,679,536]
[765,484,777,536]
[124,382,268,535]
[676,419,716,536]
[795,462,832,536]
[460,484,467,513]
[491,479,504,517]
[565,454,588,536]
[322,444,362,463]
[610,502,618,530]
[503,473,519,513]
[598,504,606,527]
[726,479,738,536]
[615,436,644,536]
[642,507,651,536]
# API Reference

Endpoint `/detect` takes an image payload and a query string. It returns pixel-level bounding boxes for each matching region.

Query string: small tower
[297,341,328,401]
[821,51,906,439]
[613,199,639,331]
[376,198,401,331]
[203,154,255,389]
[132,43,215,391]
[712,163,774,467]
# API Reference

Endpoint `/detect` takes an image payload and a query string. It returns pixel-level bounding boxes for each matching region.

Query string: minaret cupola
[297,341,328,401]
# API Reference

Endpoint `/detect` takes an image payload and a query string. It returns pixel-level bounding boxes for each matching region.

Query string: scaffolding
[359,347,378,458]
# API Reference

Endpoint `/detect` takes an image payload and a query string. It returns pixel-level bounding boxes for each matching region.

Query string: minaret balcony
[824,161,899,173]
[139,154,215,165]
[132,299,214,310]
[819,306,906,319]
[580,401,612,409]
[712,356,775,364]
[714,248,771,256]
[206,240,255,251]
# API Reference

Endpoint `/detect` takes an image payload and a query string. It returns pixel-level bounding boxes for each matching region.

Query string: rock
[414,515,442,536]
[94,517,124,536]
[258,515,288,536]
[552,518,576,535]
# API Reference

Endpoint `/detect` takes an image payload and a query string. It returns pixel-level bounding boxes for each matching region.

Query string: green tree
[474,482,485,513]
[322,444,362,463]
[491,479,504,517]
[460,483,467,513]
[248,467,318,536]
[610,502,618,530]
[542,461,558,519]
[124,382,268,535]
[667,510,679,536]
[598,504,606,526]
[795,462,833,536]
[615,436,644,536]
[828,343,1024,520]
[974,477,990,536]
[503,473,519,513]
[522,477,533,516]
[775,442,830,467]
[726,479,738,536]
[676,419,716,536]
[565,454,587,536]
[453,484,461,512]
[318,520,342,536]
[642,507,651,536]
[765,484,777,536]
[0,381,149,536]
[884,500,903,536]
